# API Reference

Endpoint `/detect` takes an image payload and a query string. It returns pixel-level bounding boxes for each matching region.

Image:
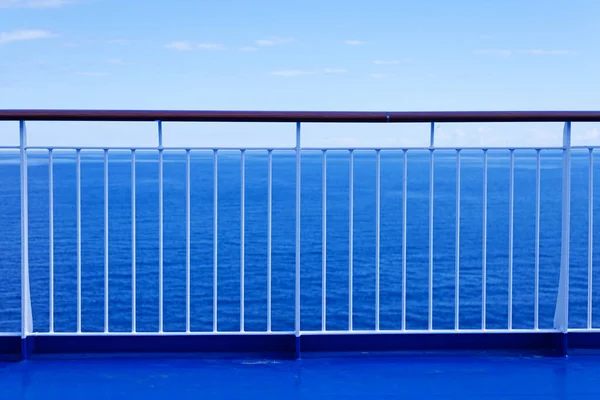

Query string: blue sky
[1,0,599,147]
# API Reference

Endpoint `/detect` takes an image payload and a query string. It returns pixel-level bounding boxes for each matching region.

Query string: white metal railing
[0,111,599,340]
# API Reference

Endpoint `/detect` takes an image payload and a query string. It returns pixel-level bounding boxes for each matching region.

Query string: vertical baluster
[240,149,245,332]
[131,150,136,332]
[76,149,81,333]
[508,149,514,329]
[402,149,408,330]
[104,149,109,333]
[455,149,461,330]
[322,150,327,331]
[482,149,488,330]
[213,150,218,332]
[267,150,273,332]
[349,149,354,331]
[185,149,191,332]
[588,148,594,329]
[534,149,541,330]
[49,149,54,333]
[375,149,381,331]
[158,121,164,333]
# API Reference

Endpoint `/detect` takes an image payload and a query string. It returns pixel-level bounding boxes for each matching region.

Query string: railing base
[0,332,590,361]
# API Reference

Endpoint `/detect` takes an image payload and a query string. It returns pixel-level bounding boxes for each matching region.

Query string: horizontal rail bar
[299,329,560,335]
[2,109,600,122]
[29,331,296,336]
[24,146,297,151]
[27,329,563,336]
[22,146,570,152]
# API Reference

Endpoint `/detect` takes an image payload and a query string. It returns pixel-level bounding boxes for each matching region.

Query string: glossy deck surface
[1,354,600,399]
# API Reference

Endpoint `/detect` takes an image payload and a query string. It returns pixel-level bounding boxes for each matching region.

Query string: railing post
[295,122,301,358]
[428,122,434,330]
[19,121,33,359]
[554,121,571,354]
[157,120,164,333]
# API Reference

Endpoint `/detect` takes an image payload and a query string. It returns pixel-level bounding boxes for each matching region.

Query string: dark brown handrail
[1,110,600,123]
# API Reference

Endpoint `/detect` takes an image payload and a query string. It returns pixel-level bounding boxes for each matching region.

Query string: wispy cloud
[572,127,600,145]
[581,128,599,139]
[255,37,294,47]
[474,48,574,57]
[106,58,123,65]
[473,49,512,56]
[67,39,138,46]
[373,60,401,65]
[521,49,574,55]
[370,73,394,79]
[0,29,57,45]
[271,68,348,77]
[270,70,315,77]
[165,41,225,51]
[323,68,347,74]
[102,39,134,46]
[240,46,259,52]
[0,79,17,88]
[0,0,79,8]
[75,71,109,76]
[344,40,367,45]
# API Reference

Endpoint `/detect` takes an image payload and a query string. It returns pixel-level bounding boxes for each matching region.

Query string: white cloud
[75,71,109,76]
[240,46,259,51]
[454,128,467,137]
[0,0,78,8]
[0,29,57,45]
[323,68,347,74]
[166,41,194,50]
[579,128,599,140]
[370,73,393,79]
[344,40,367,45]
[255,37,294,46]
[165,41,225,51]
[270,70,315,77]
[474,49,573,57]
[473,49,512,56]
[65,39,136,47]
[195,43,225,50]
[102,39,134,45]
[373,60,400,65]
[270,68,348,77]
[522,49,573,55]
[0,79,17,87]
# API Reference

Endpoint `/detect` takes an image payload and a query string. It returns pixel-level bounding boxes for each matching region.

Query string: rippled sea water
[0,149,599,333]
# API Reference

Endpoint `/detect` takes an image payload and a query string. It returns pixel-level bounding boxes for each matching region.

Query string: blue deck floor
[1,354,600,399]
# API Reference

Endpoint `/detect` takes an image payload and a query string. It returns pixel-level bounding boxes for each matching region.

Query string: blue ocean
[0,150,598,333]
